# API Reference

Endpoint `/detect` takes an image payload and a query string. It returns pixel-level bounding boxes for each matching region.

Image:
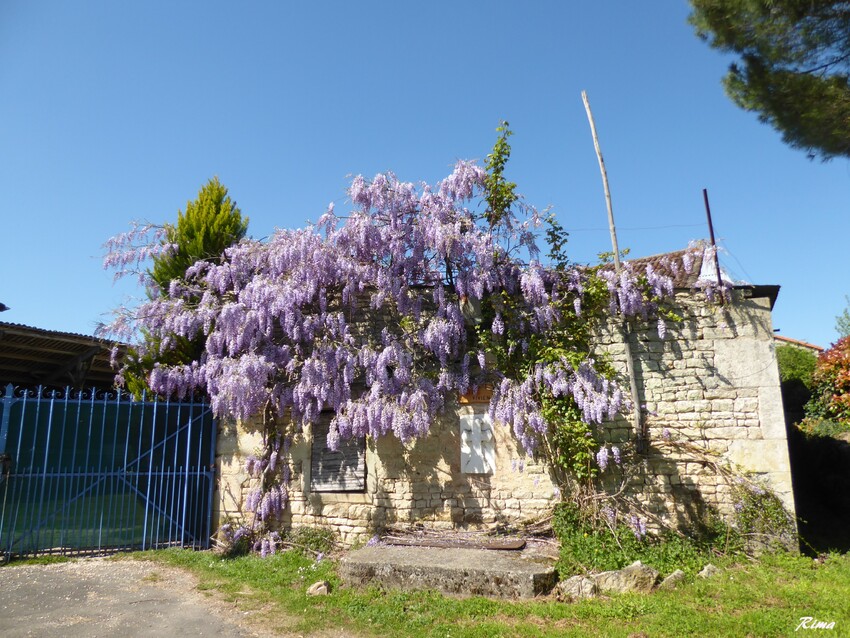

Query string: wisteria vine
[103,148,729,545]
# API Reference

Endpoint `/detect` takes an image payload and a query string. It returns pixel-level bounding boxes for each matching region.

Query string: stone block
[340,546,557,599]
[698,564,721,579]
[758,386,786,439]
[734,397,759,413]
[727,439,791,475]
[709,399,734,413]
[658,569,686,591]
[713,337,777,388]
[557,576,598,601]
[593,561,660,594]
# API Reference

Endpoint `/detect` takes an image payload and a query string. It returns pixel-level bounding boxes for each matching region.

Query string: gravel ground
[0,557,276,638]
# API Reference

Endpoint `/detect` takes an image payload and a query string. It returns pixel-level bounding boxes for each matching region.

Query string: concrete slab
[339,545,557,599]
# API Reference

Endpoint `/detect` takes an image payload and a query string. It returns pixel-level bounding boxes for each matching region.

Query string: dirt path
[0,558,279,638]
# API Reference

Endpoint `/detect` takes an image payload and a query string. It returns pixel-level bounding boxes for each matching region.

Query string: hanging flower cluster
[103,161,715,464]
[102,221,176,286]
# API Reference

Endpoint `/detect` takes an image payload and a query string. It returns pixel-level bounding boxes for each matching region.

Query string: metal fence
[0,384,216,561]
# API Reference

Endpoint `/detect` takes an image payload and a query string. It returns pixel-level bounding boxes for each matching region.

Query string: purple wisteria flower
[492,313,505,335]
[520,265,547,306]
[682,252,693,273]
[611,446,621,465]
[596,446,609,471]
[366,535,381,547]
[629,514,647,540]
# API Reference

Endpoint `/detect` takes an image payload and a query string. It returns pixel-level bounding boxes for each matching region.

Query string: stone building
[214,248,795,543]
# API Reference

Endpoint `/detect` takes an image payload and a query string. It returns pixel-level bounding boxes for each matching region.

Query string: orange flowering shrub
[807,336,850,426]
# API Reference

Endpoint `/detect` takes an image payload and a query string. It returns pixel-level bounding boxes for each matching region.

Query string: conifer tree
[123,178,248,396]
[836,296,850,338]
[690,0,850,160]
[151,177,248,292]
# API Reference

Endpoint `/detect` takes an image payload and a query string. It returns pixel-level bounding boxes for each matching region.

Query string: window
[460,410,495,474]
[310,414,366,492]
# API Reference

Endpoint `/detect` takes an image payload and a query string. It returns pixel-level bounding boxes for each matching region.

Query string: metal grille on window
[310,413,366,492]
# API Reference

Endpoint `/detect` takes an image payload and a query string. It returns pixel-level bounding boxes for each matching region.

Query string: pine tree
[690,0,850,160]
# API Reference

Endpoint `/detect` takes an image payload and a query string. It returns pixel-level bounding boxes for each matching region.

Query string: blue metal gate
[0,384,216,560]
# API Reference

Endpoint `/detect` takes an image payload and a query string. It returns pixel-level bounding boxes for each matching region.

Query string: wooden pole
[581,91,622,272]
[581,91,647,453]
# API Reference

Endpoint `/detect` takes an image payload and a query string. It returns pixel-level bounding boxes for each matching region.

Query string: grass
[136,547,850,638]
[1,554,73,567]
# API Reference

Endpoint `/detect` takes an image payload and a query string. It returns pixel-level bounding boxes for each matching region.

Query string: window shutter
[460,411,495,474]
[310,415,366,492]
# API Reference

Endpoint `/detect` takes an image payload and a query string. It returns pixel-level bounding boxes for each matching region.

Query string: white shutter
[460,411,495,474]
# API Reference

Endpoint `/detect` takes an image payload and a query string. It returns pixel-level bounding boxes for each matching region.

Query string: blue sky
[1,1,847,349]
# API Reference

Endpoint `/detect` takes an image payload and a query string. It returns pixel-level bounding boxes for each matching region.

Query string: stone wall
[215,403,559,544]
[594,289,795,529]
[213,288,796,544]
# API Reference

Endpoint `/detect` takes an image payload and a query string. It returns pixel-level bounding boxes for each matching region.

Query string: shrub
[730,477,798,553]
[216,522,254,557]
[284,526,338,556]
[776,345,817,387]
[806,336,850,427]
[552,502,734,577]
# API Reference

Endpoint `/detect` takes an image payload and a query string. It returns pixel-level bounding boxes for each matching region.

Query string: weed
[553,502,736,577]
[730,476,797,553]
[283,525,338,556]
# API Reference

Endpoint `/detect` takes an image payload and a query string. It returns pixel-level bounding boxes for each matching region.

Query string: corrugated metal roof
[0,321,121,389]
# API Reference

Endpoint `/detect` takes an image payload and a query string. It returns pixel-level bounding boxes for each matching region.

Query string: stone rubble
[698,563,722,579]
[658,569,687,590]
[306,580,331,596]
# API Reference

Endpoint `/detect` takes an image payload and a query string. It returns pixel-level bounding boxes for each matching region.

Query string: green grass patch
[0,554,73,567]
[137,547,850,638]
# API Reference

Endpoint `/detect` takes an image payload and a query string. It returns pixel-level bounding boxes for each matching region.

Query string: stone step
[339,545,557,599]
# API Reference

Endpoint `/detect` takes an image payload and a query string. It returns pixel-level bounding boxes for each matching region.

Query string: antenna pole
[702,189,723,287]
